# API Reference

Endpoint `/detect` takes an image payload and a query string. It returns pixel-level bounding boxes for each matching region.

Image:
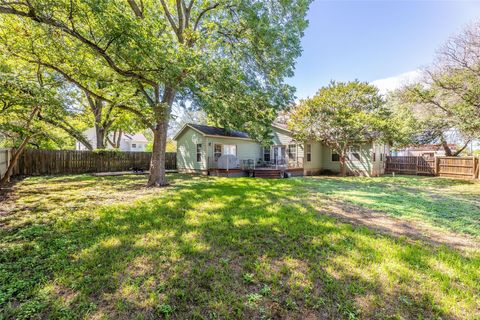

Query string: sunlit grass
[0,174,479,319]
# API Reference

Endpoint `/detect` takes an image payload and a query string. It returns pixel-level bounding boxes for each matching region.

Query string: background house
[392,144,457,158]
[174,123,389,176]
[76,128,148,152]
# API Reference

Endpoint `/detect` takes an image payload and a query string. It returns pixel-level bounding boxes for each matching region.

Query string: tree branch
[0,4,157,86]
[193,3,219,31]
[126,0,143,18]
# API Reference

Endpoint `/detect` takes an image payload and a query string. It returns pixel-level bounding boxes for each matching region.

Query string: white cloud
[371,70,422,95]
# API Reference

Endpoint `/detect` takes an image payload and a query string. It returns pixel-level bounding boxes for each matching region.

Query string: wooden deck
[208,167,304,179]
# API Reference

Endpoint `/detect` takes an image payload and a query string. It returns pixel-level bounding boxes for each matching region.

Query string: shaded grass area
[301,175,480,237]
[0,174,479,319]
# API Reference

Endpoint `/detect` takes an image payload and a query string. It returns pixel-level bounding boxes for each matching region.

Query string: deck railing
[207,157,304,170]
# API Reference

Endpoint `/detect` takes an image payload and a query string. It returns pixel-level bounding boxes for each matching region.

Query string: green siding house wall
[174,124,388,176]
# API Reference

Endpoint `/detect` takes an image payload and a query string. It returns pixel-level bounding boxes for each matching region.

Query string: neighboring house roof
[173,123,252,140]
[123,133,148,142]
[401,144,457,152]
[271,122,291,132]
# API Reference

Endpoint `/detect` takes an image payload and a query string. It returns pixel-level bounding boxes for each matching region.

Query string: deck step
[254,170,283,179]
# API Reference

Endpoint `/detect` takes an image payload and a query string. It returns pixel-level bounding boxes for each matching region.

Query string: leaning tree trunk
[147,86,175,187]
[440,136,453,156]
[0,135,30,186]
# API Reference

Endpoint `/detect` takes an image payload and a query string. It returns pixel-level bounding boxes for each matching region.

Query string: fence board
[386,155,478,180]
[11,149,176,176]
[436,156,476,179]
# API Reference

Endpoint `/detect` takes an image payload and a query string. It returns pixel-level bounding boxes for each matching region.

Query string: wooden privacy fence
[386,156,479,180]
[11,149,176,176]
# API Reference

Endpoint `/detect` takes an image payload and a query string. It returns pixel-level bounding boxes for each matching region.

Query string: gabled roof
[123,133,148,142]
[189,123,250,138]
[173,123,251,140]
[173,122,295,141]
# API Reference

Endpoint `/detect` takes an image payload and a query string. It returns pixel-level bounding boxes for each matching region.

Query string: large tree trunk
[148,120,169,186]
[0,135,30,186]
[147,86,175,187]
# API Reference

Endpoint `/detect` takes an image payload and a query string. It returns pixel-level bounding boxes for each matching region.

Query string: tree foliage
[288,81,391,175]
[0,0,310,186]
[392,21,480,156]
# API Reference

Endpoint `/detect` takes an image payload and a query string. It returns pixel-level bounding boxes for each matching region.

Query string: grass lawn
[0,174,479,319]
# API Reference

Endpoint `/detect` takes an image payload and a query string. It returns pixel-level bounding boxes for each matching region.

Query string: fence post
[473,156,478,179]
[435,156,439,176]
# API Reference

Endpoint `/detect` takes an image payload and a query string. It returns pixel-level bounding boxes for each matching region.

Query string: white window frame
[263,146,271,162]
[288,144,297,161]
[214,144,222,162]
[306,144,312,162]
[196,144,202,162]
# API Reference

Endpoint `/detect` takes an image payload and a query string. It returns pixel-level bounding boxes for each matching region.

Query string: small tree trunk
[339,153,347,177]
[0,136,30,186]
[116,129,122,148]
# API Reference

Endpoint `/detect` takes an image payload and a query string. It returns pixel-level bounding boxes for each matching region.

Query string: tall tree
[288,81,390,176]
[0,0,310,186]
[0,62,67,185]
[397,21,480,156]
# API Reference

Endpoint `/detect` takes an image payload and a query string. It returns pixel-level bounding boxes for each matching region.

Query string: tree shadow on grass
[298,175,480,238]
[1,175,479,319]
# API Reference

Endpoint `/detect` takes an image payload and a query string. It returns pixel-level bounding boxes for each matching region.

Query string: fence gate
[385,156,435,175]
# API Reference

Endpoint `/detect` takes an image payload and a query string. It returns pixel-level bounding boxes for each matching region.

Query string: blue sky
[288,0,480,99]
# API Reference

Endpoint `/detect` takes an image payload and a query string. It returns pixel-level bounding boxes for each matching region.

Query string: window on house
[373,152,376,162]
[288,144,296,160]
[380,153,383,161]
[349,146,361,161]
[263,147,271,162]
[196,144,202,162]
[214,144,222,161]
[132,143,136,148]
[306,144,312,162]
[223,144,236,156]
[331,152,340,162]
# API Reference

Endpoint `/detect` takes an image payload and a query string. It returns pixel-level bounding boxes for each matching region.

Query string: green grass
[301,175,480,237]
[0,174,479,319]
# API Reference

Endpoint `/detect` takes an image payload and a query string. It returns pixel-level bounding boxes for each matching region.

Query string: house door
[273,146,286,165]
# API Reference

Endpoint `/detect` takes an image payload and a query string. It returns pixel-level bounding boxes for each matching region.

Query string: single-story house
[76,128,149,152]
[173,123,389,177]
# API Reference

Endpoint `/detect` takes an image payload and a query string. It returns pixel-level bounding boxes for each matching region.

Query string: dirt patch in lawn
[317,201,480,253]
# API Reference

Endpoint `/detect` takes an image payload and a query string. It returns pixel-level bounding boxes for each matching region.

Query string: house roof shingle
[188,123,250,139]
